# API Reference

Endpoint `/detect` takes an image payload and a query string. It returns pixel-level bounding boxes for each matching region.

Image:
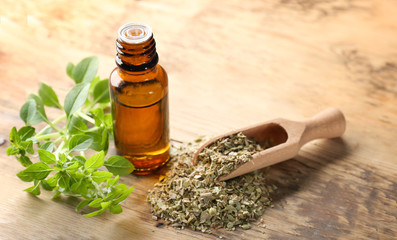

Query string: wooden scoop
[192,108,346,181]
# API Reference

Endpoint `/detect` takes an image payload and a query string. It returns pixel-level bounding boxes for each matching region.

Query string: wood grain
[1,0,396,239]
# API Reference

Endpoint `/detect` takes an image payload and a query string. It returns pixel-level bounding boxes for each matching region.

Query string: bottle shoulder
[109,65,168,107]
[157,64,168,85]
[109,65,168,87]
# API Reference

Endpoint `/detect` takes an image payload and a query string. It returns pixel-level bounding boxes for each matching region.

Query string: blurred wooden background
[0,0,396,239]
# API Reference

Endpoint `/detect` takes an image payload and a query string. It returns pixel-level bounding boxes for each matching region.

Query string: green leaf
[89,76,101,94]
[67,115,88,134]
[41,179,55,191]
[39,83,62,108]
[74,172,85,179]
[114,183,127,192]
[68,135,93,152]
[84,209,105,217]
[58,153,67,165]
[53,166,62,171]
[64,83,90,117]
[99,129,109,153]
[65,161,79,174]
[9,127,21,144]
[20,99,39,125]
[58,172,70,188]
[104,114,113,130]
[72,56,98,84]
[113,186,134,204]
[90,110,112,134]
[29,94,46,112]
[24,181,41,195]
[89,198,103,208]
[100,201,111,210]
[46,174,60,187]
[73,156,86,165]
[18,126,35,141]
[76,199,91,211]
[54,159,64,171]
[87,127,109,153]
[84,151,105,170]
[6,146,18,156]
[30,94,47,119]
[21,162,52,180]
[17,169,34,182]
[90,108,105,127]
[106,175,119,188]
[70,180,83,193]
[105,155,134,176]
[92,79,110,104]
[40,142,55,152]
[105,183,126,200]
[109,204,122,214]
[17,155,33,167]
[21,140,34,154]
[91,76,101,88]
[52,191,61,199]
[66,62,74,79]
[38,149,56,164]
[20,95,48,125]
[91,171,113,183]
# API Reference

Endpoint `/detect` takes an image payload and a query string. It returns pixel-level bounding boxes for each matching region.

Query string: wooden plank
[0,0,396,239]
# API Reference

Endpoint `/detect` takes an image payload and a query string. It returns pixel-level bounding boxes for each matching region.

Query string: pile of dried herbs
[147,133,276,233]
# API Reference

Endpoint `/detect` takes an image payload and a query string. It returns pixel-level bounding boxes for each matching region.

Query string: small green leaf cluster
[7,57,135,217]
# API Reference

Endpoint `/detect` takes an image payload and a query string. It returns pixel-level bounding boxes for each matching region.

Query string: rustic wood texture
[0,0,396,239]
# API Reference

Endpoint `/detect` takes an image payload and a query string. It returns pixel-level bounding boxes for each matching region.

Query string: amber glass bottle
[109,23,169,175]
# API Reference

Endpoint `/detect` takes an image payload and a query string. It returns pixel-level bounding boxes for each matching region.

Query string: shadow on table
[265,137,350,206]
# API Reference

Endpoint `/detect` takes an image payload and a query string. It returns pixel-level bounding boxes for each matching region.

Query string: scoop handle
[300,108,346,146]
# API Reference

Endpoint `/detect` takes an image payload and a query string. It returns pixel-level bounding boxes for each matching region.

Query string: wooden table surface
[1,0,396,239]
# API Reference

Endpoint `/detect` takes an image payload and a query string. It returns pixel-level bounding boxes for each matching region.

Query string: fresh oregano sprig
[6,56,135,217]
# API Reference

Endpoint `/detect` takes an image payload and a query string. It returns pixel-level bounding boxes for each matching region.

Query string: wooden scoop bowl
[192,108,346,181]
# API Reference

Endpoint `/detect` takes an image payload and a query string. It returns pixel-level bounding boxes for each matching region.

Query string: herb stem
[35,115,66,137]
[46,119,64,133]
[53,114,67,124]
[57,104,65,111]
[76,112,96,125]
[35,132,61,141]
[54,141,65,157]
[53,136,63,144]
[86,101,97,112]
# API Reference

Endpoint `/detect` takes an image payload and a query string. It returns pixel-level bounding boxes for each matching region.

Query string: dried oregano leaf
[147,133,276,233]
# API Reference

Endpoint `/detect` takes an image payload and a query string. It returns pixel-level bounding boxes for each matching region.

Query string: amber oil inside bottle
[109,23,169,175]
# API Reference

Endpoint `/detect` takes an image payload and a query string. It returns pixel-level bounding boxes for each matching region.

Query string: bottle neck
[115,36,159,73]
